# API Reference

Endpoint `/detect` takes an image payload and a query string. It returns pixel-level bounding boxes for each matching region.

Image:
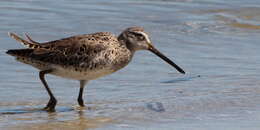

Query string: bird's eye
[130,32,145,41]
[138,35,145,41]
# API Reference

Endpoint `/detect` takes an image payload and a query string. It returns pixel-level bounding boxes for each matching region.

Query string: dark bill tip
[149,46,185,74]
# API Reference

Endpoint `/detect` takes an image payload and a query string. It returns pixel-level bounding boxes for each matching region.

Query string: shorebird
[6,27,185,112]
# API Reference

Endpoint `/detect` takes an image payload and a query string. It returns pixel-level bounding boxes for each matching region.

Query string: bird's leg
[39,69,57,112]
[78,80,87,107]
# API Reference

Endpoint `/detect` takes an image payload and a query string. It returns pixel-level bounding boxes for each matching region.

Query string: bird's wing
[7,32,116,67]
[6,48,91,67]
[39,32,115,55]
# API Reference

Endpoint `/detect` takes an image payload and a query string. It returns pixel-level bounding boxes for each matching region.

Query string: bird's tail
[8,32,40,49]
[6,49,33,57]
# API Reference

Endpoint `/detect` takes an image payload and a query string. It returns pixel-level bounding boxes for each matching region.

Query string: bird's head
[118,26,185,74]
[118,26,151,51]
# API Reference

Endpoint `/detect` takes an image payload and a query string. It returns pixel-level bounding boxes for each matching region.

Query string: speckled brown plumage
[6,27,185,111]
[7,32,132,80]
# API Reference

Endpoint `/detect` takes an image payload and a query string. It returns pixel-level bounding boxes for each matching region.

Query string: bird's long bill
[148,45,185,74]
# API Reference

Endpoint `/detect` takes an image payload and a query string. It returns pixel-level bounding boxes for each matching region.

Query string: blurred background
[0,0,260,129]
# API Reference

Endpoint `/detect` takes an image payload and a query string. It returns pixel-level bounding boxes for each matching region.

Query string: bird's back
[7,32,133,80]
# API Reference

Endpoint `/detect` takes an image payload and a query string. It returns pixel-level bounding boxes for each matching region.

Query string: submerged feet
[43,97,57,112]
[39,72,86,112]
[43,97,85,112]
[43,96,85,112]
[78,97,85,107]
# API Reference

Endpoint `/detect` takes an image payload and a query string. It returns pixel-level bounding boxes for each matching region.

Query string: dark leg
[39,69,57,112]
[78,80,87,107]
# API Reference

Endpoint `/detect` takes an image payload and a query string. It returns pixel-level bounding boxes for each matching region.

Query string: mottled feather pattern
[7,32,132,79]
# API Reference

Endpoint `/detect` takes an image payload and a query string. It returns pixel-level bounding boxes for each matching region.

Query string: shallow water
[1,0,260,129]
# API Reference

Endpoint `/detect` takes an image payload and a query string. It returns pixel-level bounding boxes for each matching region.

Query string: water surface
[1,0,260,129]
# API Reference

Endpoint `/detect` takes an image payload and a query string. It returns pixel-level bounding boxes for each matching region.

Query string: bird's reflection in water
[5,107,114,130]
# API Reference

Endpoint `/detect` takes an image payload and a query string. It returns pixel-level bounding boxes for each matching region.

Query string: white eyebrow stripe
[138,32,151,43]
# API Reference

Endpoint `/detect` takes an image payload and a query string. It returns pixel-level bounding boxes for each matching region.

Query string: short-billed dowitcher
[6,27,185,112]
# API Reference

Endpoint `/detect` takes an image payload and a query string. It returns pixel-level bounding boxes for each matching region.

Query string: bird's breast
[51,65,115,80]
[50,47,133,80]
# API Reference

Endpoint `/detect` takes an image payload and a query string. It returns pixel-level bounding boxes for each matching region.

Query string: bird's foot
[43,98,57,112]
[78,98,85,107]
[43,106,56,112]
